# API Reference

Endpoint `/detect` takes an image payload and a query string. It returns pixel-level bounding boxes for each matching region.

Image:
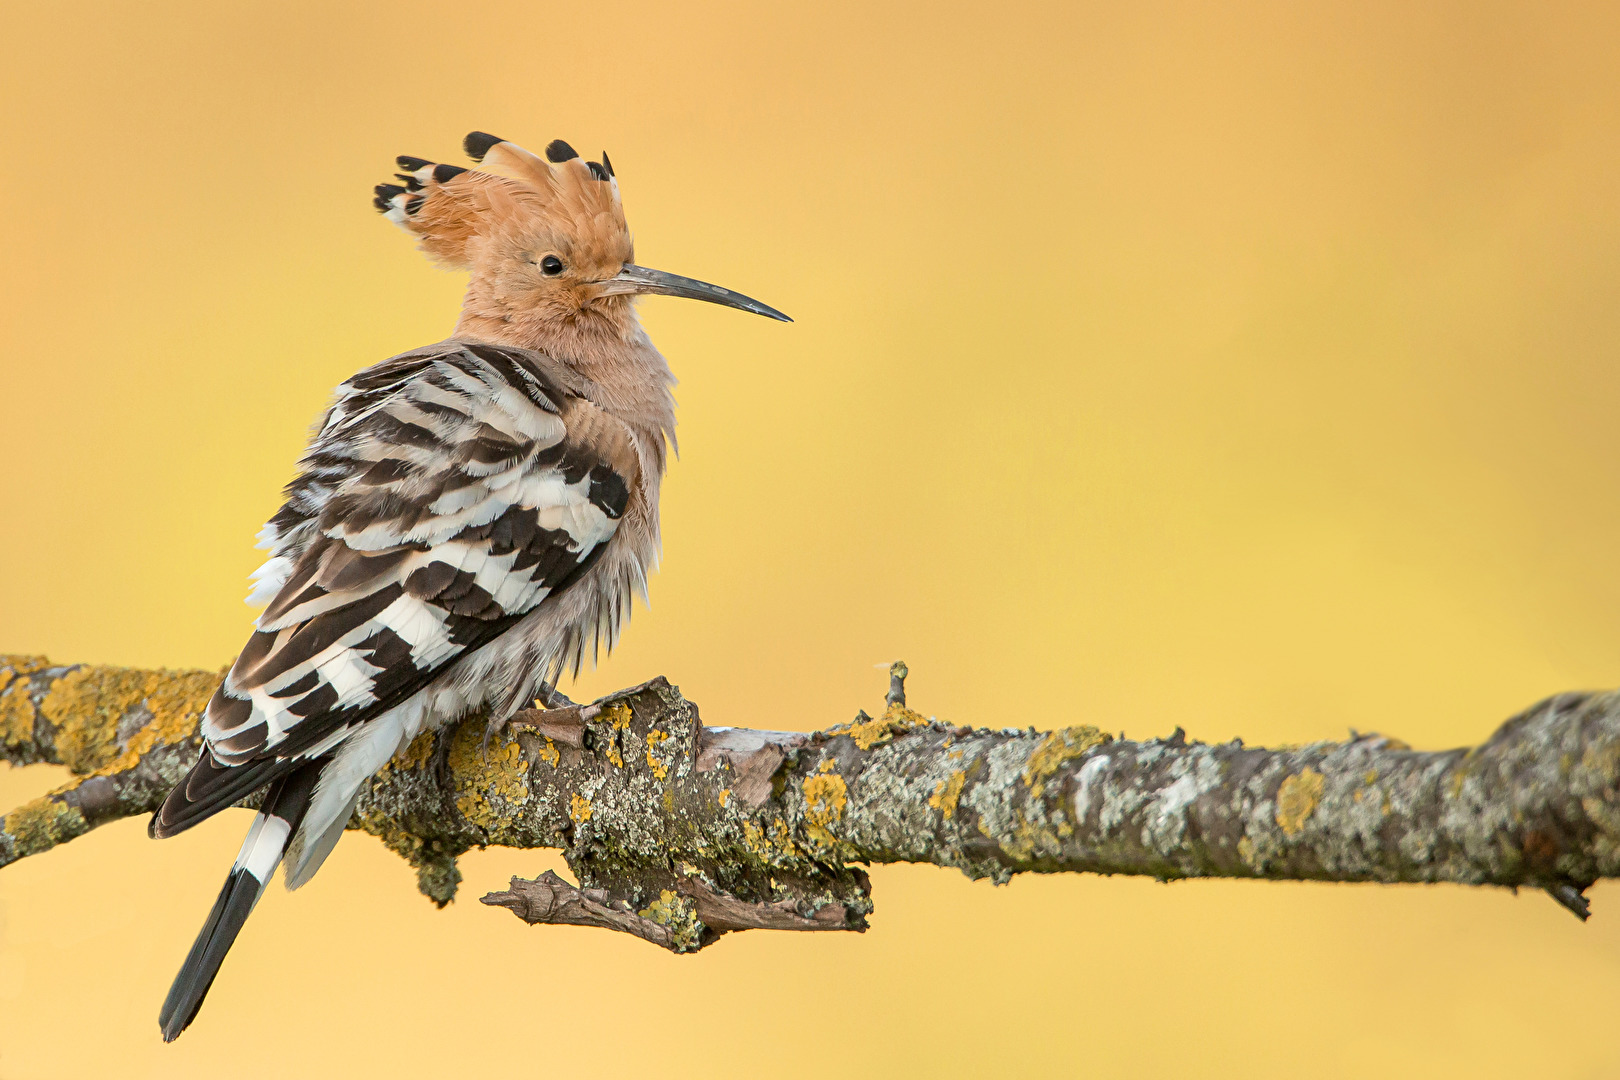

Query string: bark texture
[4,653,1617,949]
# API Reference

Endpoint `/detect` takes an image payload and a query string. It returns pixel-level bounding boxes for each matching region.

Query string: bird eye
[540,255,564,276]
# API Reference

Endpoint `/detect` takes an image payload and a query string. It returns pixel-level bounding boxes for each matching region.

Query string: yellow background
[3,1,1619,1076]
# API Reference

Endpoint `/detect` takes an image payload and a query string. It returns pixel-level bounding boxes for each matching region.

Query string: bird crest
[372,130,788,337]
[375,132,632,278]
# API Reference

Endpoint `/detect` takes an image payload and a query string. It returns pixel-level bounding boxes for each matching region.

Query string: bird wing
[151,340,638,837]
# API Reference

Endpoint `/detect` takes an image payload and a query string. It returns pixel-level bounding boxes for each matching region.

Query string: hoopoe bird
[150,130,788,1041]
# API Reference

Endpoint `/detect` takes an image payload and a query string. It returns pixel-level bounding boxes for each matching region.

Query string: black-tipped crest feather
[463,131,503,163]
[372,183,404,211]
[545,139,579,163]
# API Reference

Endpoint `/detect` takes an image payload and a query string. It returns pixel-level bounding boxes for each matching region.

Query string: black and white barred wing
[151,342,637,838]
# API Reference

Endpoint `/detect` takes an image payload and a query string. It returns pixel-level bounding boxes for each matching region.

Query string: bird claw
[506,702,595,749]
[481,683,586,760]
[480,713,509,761]
[431,730,456,793]
[536,681,577,709]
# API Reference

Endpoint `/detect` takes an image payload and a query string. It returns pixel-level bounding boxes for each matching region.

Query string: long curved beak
[599,264,792,322]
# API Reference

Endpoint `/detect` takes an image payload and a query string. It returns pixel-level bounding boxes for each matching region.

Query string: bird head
[375,132,788,344]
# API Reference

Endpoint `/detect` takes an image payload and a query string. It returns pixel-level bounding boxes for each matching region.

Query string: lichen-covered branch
[6,653,1619,951]
[0,656,218,869]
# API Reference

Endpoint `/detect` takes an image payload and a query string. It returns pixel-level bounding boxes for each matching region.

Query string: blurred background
[3,1,1620,1076]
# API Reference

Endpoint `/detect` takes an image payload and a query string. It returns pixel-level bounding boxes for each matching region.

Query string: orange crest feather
[374,132,629,272]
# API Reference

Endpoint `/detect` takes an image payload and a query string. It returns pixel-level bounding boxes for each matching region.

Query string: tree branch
[5,653,1617,950]
[0,656,220,868]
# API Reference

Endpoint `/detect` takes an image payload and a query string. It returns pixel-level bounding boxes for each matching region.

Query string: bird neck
[452,291,677,474]
[452,285,636,358]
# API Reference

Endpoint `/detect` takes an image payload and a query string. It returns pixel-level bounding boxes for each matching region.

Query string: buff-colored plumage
[383,136,673,466]
[153,129,786,1042]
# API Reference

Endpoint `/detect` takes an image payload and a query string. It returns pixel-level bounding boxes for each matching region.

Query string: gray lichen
[4,656,1617,947]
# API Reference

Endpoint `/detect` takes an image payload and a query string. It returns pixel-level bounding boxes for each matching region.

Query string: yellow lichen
[1275,768,1325,836]
[770,817,800,858]
[2,662,217,772]
[639,889,702,950]
[41,666,153,773]
[929,769,967,820]
[1237,836,1258,868]
[0,656,49,681]
[570,793,593,824]
[94,668,220,776]
[378,730,435,779]
[1022,725,1111,799]
[1363,769,1378,785]
[4,796,87,857]
[640,889,683,919]
[0,682,35,749]
[401,730,436,770]
[598,703,633,768]
[536,736,560,768]
[803,760,848,846]
[139,668,219,739]
[989,802,1071,861]
[830,702,930,751]
[448,723,529,831]
[718,788,732,808]
[743,818,766,855]
[742,815,803,865]
[646,729,670,780]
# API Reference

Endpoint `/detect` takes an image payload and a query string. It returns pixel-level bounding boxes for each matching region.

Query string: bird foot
[482,685,591,759]
[431,730,456,793]
[480,712,509,761]
[536,681,577,709]
[506,702,596,748]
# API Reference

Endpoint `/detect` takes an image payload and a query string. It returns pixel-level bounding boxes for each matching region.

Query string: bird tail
[158,762,321,1042]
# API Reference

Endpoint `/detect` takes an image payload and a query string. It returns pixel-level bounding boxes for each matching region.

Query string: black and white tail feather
[151,337,645,1040]
[158,764,321,1041]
